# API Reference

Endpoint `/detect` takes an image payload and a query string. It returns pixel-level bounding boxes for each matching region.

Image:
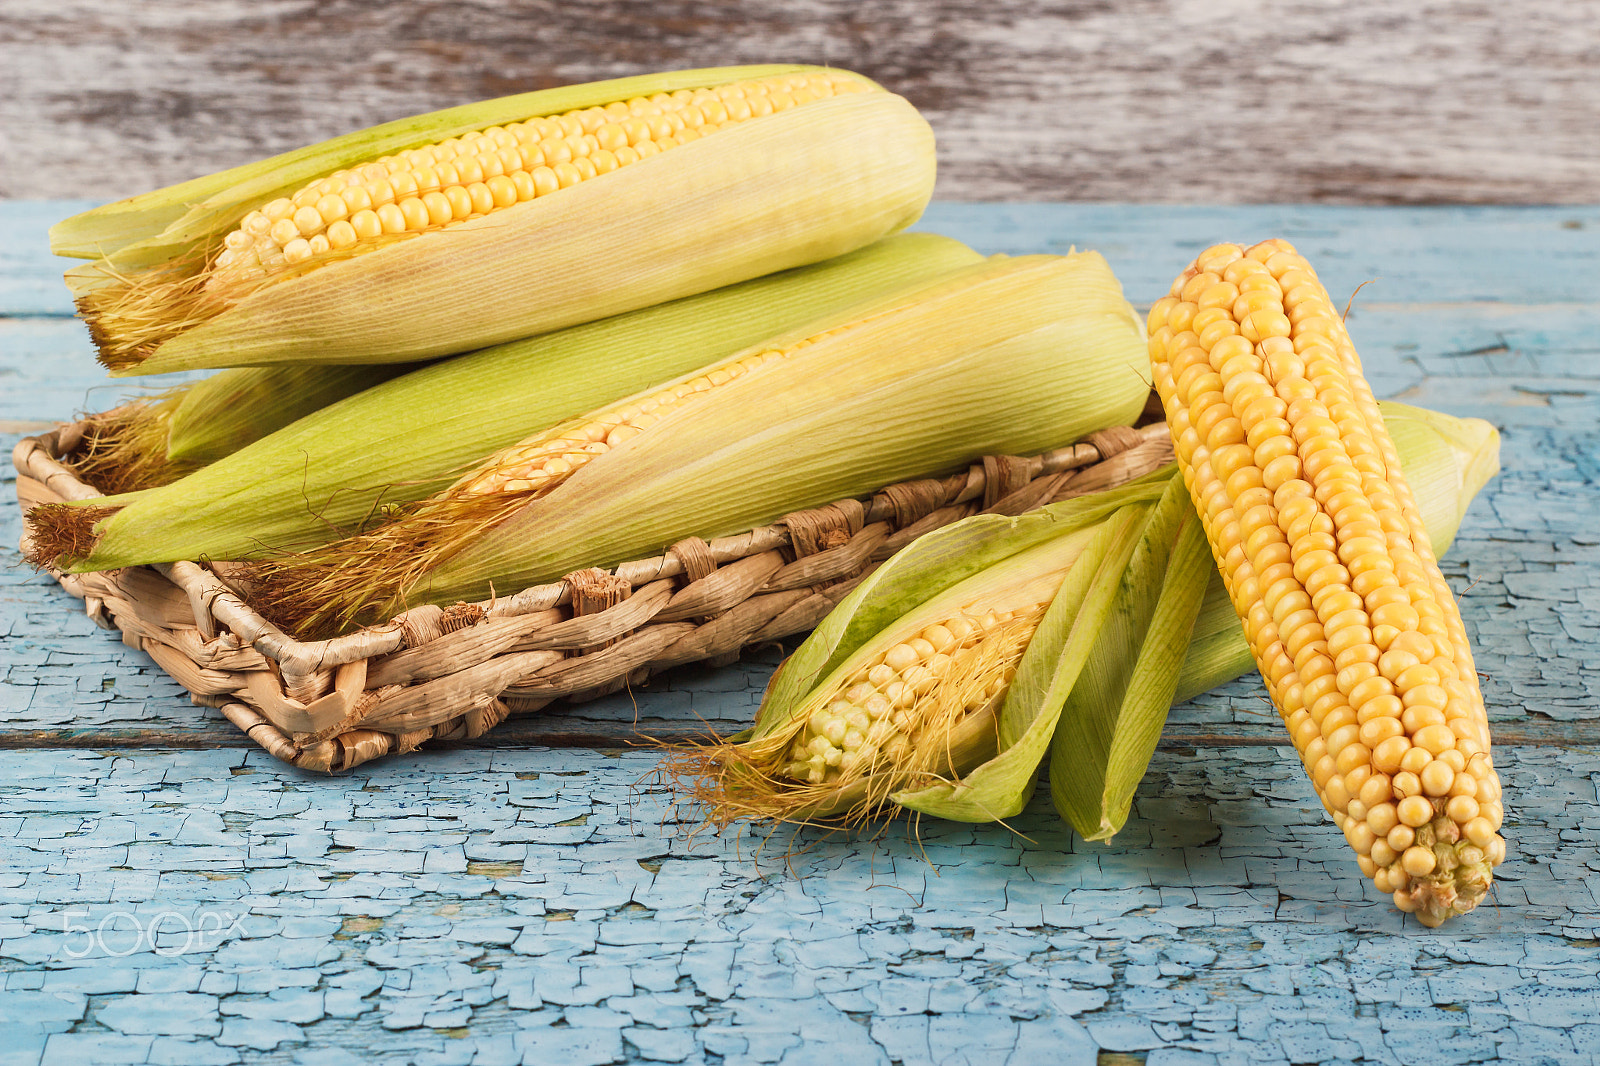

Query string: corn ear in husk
[679,401,1497,833]
[165,363,424,465]
[31,234,982,575]
[63,363,424,494]
[241,251,1152,636]
[61,66,936,375]
[684,473,1177,827]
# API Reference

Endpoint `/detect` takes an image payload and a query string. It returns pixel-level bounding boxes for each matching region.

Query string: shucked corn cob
[240,251,1152,636]
[57,66,935,375]
[1149,239,1503,926]
[28,234,983,574]
[676,400,1497,833]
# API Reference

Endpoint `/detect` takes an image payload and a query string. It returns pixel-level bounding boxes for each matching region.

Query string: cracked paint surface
[0,746,1598,1065]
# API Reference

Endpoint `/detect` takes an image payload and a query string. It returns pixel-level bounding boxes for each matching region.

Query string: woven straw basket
[14,416,1173,772]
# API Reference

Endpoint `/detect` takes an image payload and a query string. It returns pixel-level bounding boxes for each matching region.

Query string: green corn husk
[60,65,936,376]
[1042,472,1210,839]
[165,363,424,465]
[241,250,1153,636]
[27,234,984,574]
[677,400,1498,833]
[63,363,423,494]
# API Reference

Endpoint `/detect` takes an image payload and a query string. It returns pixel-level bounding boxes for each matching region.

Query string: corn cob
[679,400,1496,835]
[60,66,935,376]
[1149,239,1503,926]
[27,234,982,575]
[241,251,1152,636]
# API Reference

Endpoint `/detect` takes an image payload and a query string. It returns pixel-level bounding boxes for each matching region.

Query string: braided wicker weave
[14,418,1173,772]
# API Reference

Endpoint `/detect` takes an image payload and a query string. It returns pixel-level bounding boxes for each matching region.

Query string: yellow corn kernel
[1150,239,1503,928]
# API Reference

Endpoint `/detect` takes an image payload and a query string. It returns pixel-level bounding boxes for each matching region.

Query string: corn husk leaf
[1046,472,1210,840]
[44,234,983,572]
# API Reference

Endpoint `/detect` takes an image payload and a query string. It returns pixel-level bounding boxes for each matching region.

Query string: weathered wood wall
[2,0,1596,204]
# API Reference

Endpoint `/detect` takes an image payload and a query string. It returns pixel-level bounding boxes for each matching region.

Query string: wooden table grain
[1,202,1598,1064]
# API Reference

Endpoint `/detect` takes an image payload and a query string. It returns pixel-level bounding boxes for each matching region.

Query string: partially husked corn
[781,605,1042,787]
[57,65,936,374]
[1148,239,1503,926]
[461,320,867,499]
[209,71,870,292]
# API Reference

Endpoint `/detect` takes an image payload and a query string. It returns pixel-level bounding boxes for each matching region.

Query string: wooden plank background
[2,0,1597,204]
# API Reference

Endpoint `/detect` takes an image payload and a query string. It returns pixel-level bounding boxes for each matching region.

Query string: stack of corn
[233,251,1154,635]
[33,234,988,569]
[32,67,1154,648]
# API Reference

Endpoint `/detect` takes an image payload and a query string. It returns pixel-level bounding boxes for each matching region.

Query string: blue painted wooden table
[2,202,1598,1066]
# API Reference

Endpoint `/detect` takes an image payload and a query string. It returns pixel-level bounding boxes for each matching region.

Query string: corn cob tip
[54,399,194,494]
[1385,796,1502,926]
[22,502,118,572]
[1149,238,1505,925]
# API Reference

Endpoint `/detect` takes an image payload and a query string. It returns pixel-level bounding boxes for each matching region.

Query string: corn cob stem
[1148,239,1503,926]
